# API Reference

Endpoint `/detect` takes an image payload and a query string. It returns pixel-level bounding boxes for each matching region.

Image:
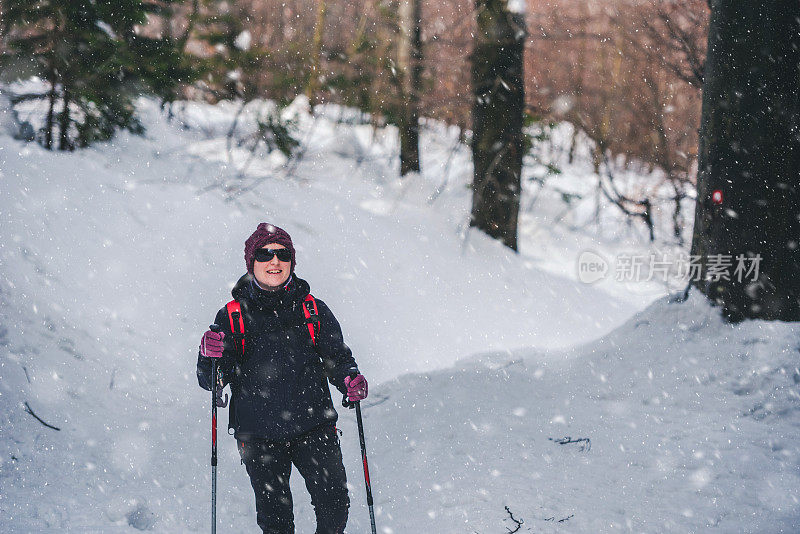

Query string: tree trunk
[690,0,800,321]
[398,0,422,175]
[45,74,57,150]
[58,82,71,151]
[307,0,327,111]
[470,0,526,250]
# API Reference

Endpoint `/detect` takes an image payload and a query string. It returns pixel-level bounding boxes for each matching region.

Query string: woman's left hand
[344,374,368,401]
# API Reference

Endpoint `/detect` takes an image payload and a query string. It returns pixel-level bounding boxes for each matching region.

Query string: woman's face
[253,244,291,289]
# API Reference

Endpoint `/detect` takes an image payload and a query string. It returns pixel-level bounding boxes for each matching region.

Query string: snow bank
[362,291,799,532]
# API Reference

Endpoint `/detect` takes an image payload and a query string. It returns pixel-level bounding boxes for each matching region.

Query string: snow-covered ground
[372,292,800,533]
[0,95,797,532]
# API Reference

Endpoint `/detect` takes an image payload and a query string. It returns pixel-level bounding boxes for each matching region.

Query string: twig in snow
[427,134,465,205]
[504,506,524,533]
[549,436,591,452]
[23,402,61,431]
[226,101,248,165]
[21,365,31,384]
[598,152,654,242]
[544,513,574,522]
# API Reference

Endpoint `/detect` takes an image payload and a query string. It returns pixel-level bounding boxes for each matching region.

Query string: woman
[197,223,368,534]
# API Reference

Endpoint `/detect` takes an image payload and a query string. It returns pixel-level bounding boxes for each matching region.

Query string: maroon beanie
[244,223,296,275]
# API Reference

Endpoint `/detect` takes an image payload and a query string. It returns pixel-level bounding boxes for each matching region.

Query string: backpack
[225,294,320,355]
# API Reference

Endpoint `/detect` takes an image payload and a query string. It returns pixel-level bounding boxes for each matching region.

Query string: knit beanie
[244,223,296,275]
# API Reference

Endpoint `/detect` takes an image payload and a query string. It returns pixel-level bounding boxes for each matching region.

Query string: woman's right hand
[200,329,225,358]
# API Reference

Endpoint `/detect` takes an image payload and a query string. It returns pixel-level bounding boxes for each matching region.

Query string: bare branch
[549,436,591,452]
[23,402,61,431]
[503,506,524,533]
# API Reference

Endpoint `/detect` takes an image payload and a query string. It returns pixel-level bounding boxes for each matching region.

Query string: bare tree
[524,0,706,242]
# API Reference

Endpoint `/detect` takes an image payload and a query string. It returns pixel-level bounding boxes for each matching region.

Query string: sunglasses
[254,248,292,263]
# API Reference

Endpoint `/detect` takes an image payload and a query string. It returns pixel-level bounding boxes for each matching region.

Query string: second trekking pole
[208,324,224,534]
[346,372,377,534]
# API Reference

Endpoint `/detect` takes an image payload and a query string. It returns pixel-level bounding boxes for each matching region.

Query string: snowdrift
[368,291,800,532]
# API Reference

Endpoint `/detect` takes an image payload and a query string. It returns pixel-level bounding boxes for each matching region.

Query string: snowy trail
[0,98,637,533]
[2,97,797,533]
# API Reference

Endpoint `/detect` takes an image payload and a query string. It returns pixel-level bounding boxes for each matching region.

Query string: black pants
[238,424,350,534]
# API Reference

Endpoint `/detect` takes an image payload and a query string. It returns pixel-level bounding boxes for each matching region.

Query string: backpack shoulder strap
[225,300,245,354]
[302,294,320,346]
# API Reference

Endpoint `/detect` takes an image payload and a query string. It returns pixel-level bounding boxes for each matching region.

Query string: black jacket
[197,274,358,441]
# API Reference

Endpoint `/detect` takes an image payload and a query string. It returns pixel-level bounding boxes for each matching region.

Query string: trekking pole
[345,372,377,534]
[209,324,222,534]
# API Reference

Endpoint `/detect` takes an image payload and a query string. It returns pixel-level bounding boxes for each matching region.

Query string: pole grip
[342,369,360,409]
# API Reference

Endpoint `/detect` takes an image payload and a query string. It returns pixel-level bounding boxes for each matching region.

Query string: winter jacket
[197,273,358,441]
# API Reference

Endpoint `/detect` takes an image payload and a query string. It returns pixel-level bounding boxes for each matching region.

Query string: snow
[382,291,799,532]
[506,0,527,16]
[1,95,798,532]
[234,31,252,51]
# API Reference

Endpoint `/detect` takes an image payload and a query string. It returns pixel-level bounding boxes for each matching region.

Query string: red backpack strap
[226,300,245,354]
[302,294,320,345]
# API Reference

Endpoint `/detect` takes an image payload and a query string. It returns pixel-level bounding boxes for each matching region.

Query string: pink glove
[344,374,368,402]
[200,330,225,358]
